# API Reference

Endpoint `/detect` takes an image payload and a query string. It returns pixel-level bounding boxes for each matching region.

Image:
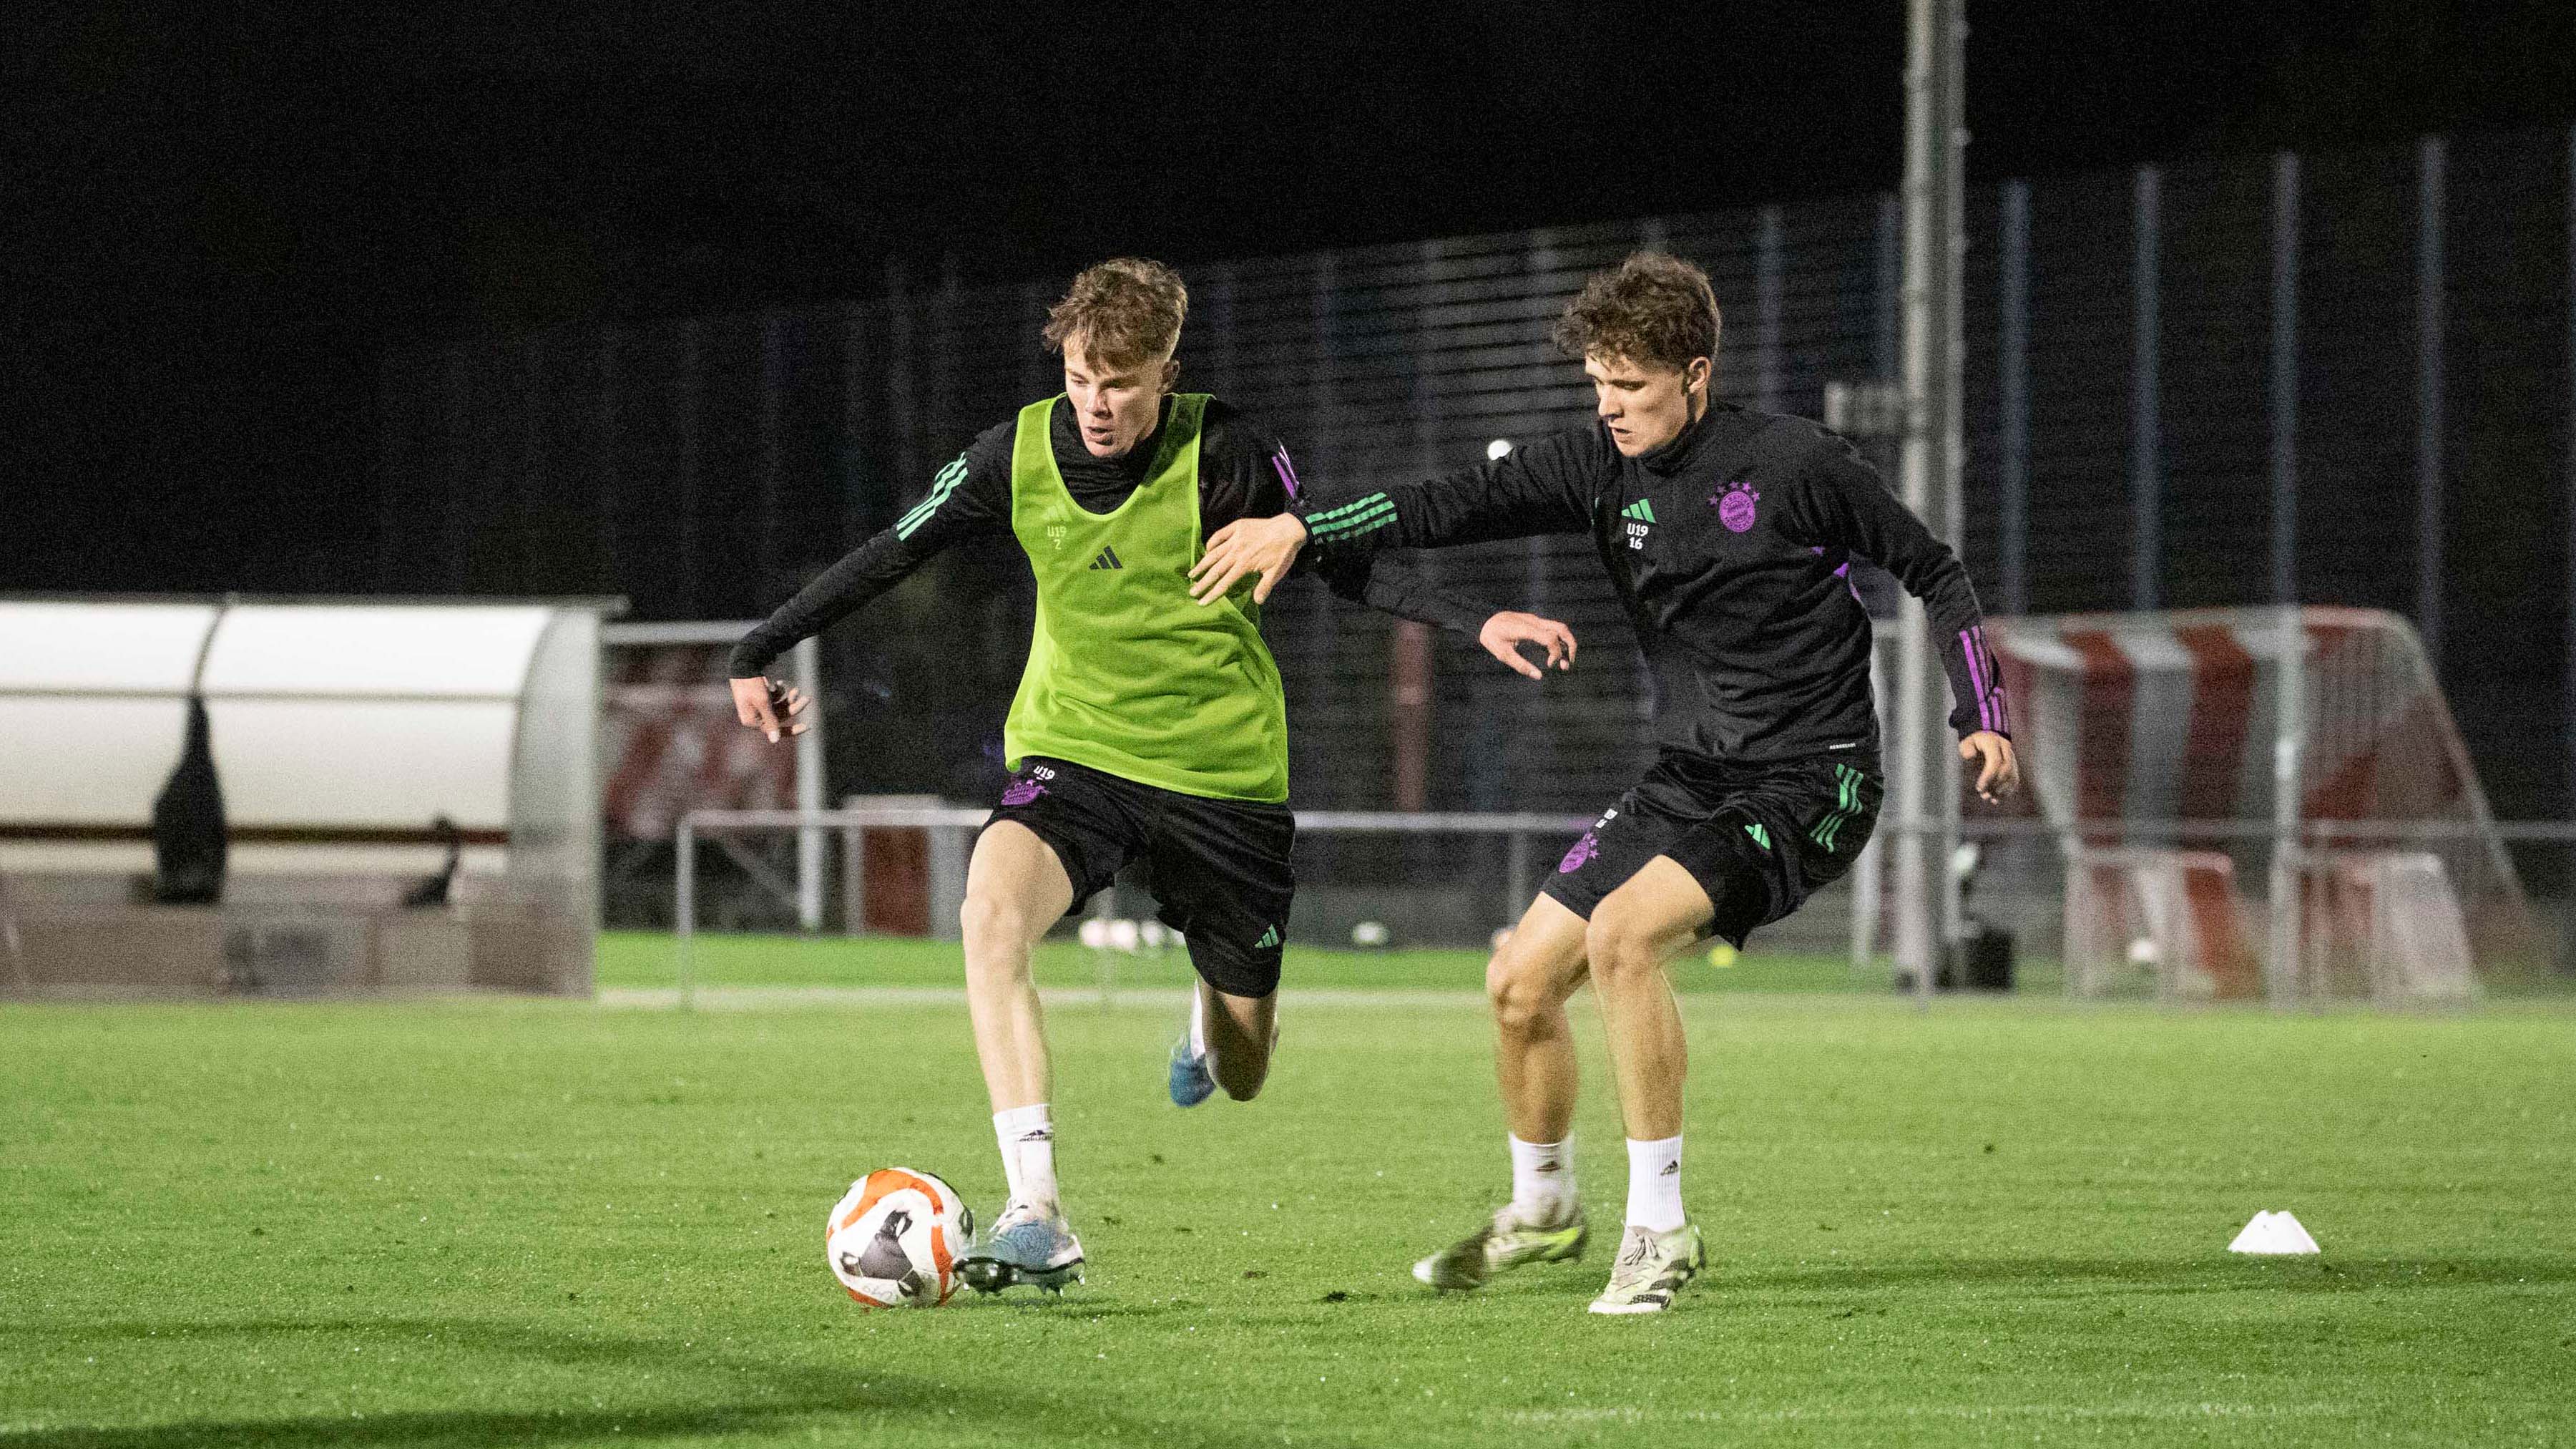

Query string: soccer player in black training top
[1190,252,2020,1314]
[728,259,1574,1294]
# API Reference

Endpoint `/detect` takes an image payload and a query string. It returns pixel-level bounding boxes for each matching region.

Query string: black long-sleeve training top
[730,394,1498,679]
[1291,402,2012,766]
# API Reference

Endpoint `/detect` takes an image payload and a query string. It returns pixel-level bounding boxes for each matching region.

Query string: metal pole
[1998,180,2030,617]
[2271,152,2301,606]
[676,816,696,1011]
[841,819,866,936]
[2132,165,2163,612]
[1506,829,1532,924]
[793,635,826,932]
[2266,610,2303,1007]
[2567,124,2576,839]
[1895,0,1965,1002]
[2416,135,2448,673]
[1851,640,1889,972]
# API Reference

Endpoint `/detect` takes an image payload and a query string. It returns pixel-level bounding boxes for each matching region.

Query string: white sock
[1624,1134,1685,1232]
[1508,1134,1576,1226]
[993,1104,1058,1211]
[1188,985,1212,1068]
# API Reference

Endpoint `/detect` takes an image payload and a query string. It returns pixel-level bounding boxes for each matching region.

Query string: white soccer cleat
[1586,1221,1705,1315]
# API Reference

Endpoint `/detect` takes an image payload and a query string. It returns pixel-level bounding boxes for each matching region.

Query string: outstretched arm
[1783,433,2019,801]
[1187,414,1582,679]
[728,436,1010,739]
[1188,428,1604,604]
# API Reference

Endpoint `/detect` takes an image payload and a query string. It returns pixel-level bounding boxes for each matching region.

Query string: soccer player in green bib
[729,259,1575,1293]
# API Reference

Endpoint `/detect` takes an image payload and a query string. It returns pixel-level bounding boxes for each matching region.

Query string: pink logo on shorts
[1000,778,1047,808]
[1557,830,1599,874]
[1714,479,1760,533]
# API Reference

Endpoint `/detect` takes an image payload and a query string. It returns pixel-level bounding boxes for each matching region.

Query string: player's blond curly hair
[1043,258,1189,371]
[1552,251,1720,373]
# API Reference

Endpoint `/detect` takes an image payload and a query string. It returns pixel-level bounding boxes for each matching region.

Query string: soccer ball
[826,1168,974,1308]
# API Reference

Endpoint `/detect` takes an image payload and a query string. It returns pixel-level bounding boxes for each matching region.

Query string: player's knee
[1486,954,1557,1035]
[1584,909,1660,985]
[958,892,1033,953]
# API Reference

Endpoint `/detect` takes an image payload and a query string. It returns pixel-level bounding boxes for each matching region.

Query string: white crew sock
[1624,1134,1685,1232]
[1508,1133,1577,1226]
[993,1104,1058,1211]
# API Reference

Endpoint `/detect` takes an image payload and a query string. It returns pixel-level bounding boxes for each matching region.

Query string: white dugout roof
[0,600,604,878]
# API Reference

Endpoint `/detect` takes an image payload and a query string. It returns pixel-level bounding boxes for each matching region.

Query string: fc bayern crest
[1714,480,1760,534]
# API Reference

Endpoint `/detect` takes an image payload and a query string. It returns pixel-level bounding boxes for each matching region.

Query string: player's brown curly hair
[1552,251,1720,373]
[1042,258,1189,371]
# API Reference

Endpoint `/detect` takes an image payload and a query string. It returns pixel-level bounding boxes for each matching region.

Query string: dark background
[11,1,2575,596]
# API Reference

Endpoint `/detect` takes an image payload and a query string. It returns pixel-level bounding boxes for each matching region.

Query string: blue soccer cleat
[1167,1029,1217,1108]
[958,1199,1084,1295]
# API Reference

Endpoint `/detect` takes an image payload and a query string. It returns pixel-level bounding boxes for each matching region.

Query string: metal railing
[672,805,1592,1008]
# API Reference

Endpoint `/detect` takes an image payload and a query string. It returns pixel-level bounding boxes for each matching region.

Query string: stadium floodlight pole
[1893,0,1969,1004]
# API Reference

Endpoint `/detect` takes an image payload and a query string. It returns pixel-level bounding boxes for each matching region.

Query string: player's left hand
[729,675,812,743]
[1190,514,1308,605]
[1479,612,1578,680]
[1961,731,2019,803]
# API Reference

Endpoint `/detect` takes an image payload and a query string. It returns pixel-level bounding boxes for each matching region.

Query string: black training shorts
[984,756,1296,997]
[1542,751,1882,949]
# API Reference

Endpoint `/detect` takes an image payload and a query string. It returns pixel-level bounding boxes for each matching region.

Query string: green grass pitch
[6,938,2573,1446]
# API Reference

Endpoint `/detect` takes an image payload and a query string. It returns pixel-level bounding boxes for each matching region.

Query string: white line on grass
[597,986,1496,1010]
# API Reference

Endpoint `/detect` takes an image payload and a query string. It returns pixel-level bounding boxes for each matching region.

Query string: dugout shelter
[0,598,612,998]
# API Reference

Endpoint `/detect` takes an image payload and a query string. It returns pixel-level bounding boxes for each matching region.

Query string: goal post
[1991,606,2543,1003]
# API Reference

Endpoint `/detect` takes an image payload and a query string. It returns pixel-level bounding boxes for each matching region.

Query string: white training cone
[2228,1210,2321,1255]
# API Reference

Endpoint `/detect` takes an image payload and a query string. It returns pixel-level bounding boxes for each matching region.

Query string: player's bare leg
[1488,894,1591,1143]
[1414,895,1593,1290]
[960,821,1074,1112]
[1195,981,1278,1101]
[1581,855,1714,1314]
[957,821,1084,1293]
[1582,857,1707,1141]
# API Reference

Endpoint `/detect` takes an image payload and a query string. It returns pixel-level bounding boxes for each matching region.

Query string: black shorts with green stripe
[1540,751,1883,949]
[986,756,1296,997]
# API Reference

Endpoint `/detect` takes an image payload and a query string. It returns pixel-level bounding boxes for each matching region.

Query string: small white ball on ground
[1351,920,1390,948]
[1140,920,1170,950]
[1078,918,1109,950]
[2127,936,2160,965]
[1108,919,1142,952]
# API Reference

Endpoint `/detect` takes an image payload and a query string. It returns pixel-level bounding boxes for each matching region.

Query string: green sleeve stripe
[1304,491,1390,527]
[1313,507,1397,542]
[896,456,971,540]
[1308,501,1396,539]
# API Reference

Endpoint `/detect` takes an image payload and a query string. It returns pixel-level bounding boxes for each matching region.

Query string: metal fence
[383,125,2576,845]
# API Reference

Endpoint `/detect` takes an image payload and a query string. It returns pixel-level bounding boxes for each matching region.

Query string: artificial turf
[5,954,2572,1446]
[606,930,1888,995]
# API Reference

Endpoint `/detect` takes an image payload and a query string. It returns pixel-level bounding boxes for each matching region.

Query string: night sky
[11,1,2575,595]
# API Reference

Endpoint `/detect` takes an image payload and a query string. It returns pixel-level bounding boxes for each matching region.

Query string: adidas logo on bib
[1089,546,1123,570]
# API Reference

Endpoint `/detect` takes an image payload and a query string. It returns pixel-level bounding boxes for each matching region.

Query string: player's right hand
[1479,612,1578,680]
[1190,514,1308,605]
[730,675,810,743]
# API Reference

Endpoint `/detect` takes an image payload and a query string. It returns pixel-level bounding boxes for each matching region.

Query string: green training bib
[1001,394,1290,802]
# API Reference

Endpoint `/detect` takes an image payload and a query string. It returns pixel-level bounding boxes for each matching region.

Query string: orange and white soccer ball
[826,1168,974,1308]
